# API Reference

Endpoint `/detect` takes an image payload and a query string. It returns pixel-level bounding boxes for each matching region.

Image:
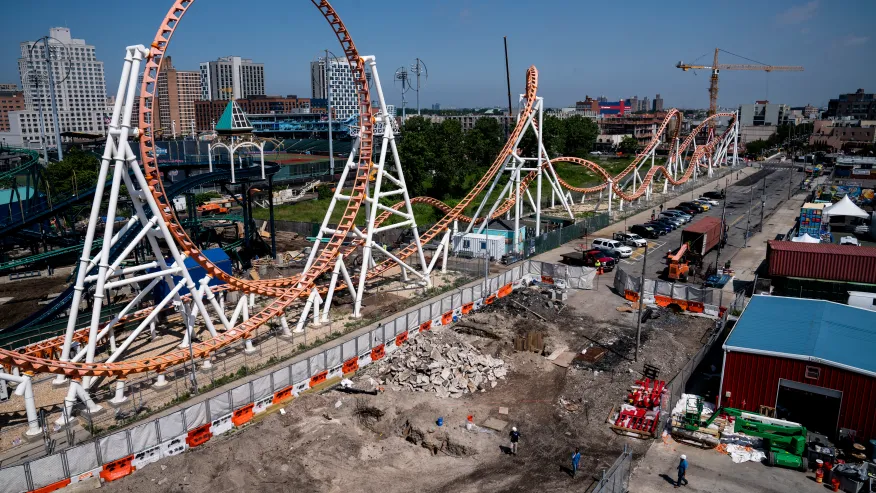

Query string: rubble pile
[380,333,507,398]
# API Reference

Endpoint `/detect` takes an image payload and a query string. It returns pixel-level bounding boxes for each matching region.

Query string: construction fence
[613,268,747,317]
[528,213,611,257]
[1,260,587,492]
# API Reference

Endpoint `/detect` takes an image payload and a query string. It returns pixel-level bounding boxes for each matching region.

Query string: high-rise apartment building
[310,56,359,120]
[0,89,25,132]
[825,89,876,120]
[11,27,108,148]
[0,84,19,92]
[642,97,650,114]
[155,57,200,137]
[739,101,790,126]
[199,56,264,101]
[653,94,664,112]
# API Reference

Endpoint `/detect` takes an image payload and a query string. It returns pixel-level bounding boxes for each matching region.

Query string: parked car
[697,196,720,206]
[650,218,678,230]
[702,190,725,200]
[692,199,714,210]
[644,222,670,235]
[591,238,633,258]
[682,200,709,212]
[678,202,706,213]
[613,232,647,248]
[670,205,698,216]
[630,224,659,239]
[661,211,690,223]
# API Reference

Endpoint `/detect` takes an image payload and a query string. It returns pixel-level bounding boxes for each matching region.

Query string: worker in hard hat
[509,426,520,455]
[676,454,688,488]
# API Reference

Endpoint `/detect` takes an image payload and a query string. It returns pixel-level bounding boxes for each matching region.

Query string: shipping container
[767,240,876,284]
[680,216,723,256]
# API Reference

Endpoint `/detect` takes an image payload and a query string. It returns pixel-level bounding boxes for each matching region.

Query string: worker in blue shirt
[571,447,581,478]
[676,454,688,488]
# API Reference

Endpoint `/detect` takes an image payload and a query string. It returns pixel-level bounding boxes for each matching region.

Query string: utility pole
[503,36,513,139]
[714,178,728,274]
[635,243,648,362]
[759,173,766,232]
[744,184,753,247]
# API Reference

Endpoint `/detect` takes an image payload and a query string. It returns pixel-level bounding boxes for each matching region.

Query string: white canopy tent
[823,195,868,219]
[791,233,821,243]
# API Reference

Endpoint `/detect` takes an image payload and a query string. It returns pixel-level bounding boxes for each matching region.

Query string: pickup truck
[560,249,615,271]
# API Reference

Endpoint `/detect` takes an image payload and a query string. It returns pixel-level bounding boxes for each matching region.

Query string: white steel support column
[535,99,543,236]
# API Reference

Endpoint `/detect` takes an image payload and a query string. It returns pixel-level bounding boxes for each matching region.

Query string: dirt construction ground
[104,282,717,492]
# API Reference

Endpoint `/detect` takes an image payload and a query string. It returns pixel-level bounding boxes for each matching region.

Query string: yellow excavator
[665,244,690,282]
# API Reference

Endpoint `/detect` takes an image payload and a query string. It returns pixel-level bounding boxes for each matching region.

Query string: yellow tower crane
[676,48,803,126]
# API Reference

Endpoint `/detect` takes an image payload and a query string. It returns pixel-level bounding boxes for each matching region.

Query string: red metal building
[720,296,876,441]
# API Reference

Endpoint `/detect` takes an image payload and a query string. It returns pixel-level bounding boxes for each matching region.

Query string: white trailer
[452,232,507,260]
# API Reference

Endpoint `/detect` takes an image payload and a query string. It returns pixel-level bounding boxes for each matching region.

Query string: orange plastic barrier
[441,311,453,325]
[541,275,555,285]
[342,357,359,374]
[419,320,432,332]
[671,299,689,310]
[371,344,385,362]
[99,455,134,483]
[624,290,639,302]
[484,295,496,305]
[461,302,474,314]
[497,283,513,298]
[654,295,671,307]
[310,370,328,387]
[186,423,212,448]
[395,331,408,346]
[272,386,294,404]
[232,403,254,427]
[30,478,71,493]
[718,306,727,318]
[687,301,704,313]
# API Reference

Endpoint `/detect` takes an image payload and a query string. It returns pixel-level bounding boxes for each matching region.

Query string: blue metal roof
[724,295,876,377]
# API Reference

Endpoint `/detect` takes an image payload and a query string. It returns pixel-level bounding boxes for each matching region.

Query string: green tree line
[397,115,599,199]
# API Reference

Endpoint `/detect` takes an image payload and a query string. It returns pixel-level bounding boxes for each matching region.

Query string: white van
[591,238,633,258]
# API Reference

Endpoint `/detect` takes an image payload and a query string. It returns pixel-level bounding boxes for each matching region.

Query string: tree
[43,147,101,197]
[463,117,504,168]
[619,136,640,155]
[396,116,434,197]
[744,139,769,157]
[563,116,598,158]
[432,119,466,198]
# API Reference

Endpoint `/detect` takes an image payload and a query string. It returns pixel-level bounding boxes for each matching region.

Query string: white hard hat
[512,427,517,432]
[681,454,686,460]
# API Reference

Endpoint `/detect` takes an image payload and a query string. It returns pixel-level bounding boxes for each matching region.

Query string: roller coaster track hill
[0,0,737,380]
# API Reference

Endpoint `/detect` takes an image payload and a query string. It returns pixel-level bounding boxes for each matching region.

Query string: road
[595,166,804,284]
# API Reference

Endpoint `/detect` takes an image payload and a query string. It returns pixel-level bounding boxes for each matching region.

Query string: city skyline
[0,1,872,111]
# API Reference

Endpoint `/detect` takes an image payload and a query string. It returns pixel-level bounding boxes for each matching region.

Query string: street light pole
[635,242,648,362]
[744,184,753,248]
[759,173,766,233]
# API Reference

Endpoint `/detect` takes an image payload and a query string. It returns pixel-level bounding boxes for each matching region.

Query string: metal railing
[590,444,633,493]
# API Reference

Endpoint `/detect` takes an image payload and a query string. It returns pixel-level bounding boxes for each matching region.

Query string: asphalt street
[613,166,804,282]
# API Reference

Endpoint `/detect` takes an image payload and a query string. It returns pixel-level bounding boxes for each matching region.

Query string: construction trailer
[452,232,506,260]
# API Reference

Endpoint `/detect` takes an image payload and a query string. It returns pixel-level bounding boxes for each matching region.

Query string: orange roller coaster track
[0,0,541,377]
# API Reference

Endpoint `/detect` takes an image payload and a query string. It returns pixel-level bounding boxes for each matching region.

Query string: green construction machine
[672,397,809,471]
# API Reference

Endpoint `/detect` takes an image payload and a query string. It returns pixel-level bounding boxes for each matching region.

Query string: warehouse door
[776,379,842,438]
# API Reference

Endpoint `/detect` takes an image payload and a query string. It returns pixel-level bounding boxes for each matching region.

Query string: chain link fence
[590,444,633,493]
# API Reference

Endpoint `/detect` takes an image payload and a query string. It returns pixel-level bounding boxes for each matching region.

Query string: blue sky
[1,0,873,110]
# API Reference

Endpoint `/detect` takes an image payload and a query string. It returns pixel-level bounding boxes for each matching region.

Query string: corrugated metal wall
[767,242,876,284]
[721,351,876,440]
